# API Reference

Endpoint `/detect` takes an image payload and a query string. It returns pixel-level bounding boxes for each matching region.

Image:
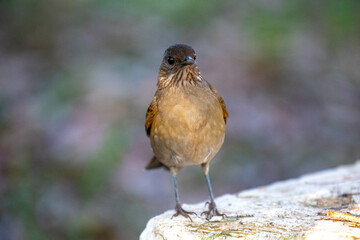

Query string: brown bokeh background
[1,1,360,239]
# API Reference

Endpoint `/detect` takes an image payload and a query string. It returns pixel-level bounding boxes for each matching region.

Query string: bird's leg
[201,163,226,220]
[170,172,197,221]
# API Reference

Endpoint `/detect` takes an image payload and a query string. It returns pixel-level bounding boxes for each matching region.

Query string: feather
[145,95,158,137]
[145,156,169,170]
[209,84,229,123]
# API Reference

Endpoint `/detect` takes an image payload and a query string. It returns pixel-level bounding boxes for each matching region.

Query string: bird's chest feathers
[169,101,203,128]
[158,88,220,131]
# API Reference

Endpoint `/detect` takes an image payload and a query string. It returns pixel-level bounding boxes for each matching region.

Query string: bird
[145,44,228,220]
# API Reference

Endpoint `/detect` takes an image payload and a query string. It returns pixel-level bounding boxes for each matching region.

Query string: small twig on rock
[322,210,360,224]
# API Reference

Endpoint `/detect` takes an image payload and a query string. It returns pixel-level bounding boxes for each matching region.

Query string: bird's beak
[182,56,195,66]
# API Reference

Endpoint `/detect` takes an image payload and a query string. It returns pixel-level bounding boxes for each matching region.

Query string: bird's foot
[201,201,226,220]
[172,203,197,221]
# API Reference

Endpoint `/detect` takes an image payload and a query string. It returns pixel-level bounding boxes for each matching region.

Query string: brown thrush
[145,44,228,220]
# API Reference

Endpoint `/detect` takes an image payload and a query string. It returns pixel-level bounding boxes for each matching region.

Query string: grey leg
[171,174,197,221]
[202,173,226,220]
[205,174,215,202]
[173,175,180,204]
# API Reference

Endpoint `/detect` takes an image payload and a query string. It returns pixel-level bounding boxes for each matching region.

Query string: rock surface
[140,162,360,239]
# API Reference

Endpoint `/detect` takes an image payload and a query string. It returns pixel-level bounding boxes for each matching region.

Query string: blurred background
[1,0,360,239]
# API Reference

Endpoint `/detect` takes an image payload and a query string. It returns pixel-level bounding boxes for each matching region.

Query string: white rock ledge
[140,161,360,240]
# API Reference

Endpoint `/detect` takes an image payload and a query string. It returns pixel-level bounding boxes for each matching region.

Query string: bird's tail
[145,156,168,170]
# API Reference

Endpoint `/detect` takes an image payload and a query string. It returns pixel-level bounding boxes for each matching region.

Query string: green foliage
[77,125,128,197]
[242,1,305,54]
[323,0,360,43]
[38,72,85,119]
[241,0,360,54]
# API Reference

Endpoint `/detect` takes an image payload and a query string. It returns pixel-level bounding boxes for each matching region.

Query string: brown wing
[209,84,229,123]
[145,95,158,137]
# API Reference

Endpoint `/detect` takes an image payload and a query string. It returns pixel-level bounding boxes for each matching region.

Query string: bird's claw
[172,203,197,221]
[201,201,226,220]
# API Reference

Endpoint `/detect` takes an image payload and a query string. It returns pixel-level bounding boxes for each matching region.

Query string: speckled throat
[157,65,204,89]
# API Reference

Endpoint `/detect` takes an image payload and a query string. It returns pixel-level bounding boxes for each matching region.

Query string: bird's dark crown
[163,44,196,64]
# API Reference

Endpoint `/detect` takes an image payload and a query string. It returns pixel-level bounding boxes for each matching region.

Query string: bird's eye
[193,55,197,60]
[167,56,175,65]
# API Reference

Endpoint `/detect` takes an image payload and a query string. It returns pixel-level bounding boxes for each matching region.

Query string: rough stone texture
[140,161,360,239]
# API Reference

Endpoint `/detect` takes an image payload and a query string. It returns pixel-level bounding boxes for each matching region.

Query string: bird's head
[157,44,202,88]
